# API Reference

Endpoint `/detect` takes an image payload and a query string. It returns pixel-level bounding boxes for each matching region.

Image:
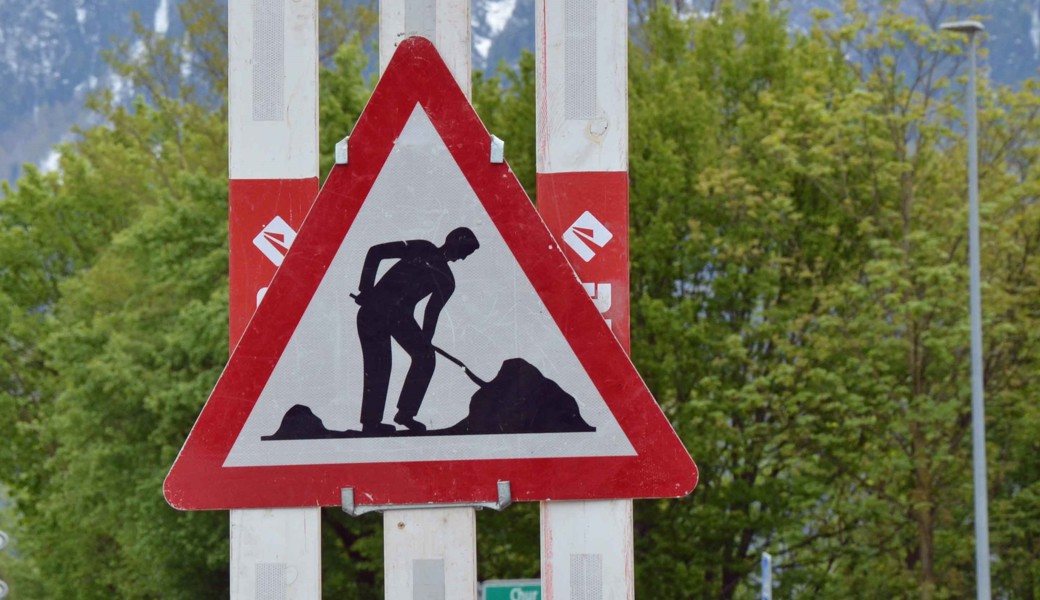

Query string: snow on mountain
[473,0,517,61]
[473,0,534,71]
[40,149,61,174]
[155,0,171,35]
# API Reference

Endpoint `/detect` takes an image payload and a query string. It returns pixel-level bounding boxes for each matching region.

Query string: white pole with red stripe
[378,4,478,599]
[228,1,322,598]
[536,0,635,598]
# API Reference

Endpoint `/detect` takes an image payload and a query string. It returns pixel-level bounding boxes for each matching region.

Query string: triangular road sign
[164,37,697,510]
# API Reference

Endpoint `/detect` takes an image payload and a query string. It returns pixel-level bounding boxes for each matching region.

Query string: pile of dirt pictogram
[261,354,594,440]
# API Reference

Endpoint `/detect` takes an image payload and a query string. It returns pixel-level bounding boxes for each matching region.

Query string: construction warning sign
[163,37,696,510]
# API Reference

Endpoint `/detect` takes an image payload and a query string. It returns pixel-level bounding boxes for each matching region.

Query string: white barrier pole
[228,1,321,598]
[378,2,477,599]
[536,0,635,598]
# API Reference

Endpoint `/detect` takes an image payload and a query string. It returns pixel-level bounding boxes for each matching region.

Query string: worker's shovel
[431,346,487,387]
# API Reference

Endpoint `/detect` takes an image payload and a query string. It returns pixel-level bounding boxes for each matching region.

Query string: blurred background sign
[480,579,540,600]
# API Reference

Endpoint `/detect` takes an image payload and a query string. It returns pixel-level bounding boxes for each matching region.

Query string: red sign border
[164,37,696,510]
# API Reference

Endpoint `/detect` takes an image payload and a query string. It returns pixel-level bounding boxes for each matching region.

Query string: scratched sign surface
[163,37,696,510]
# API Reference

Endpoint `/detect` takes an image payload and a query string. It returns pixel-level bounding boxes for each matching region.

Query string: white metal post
[383,509,478,600]
[378,3,477,599]
[228,1,321,598]
[379,0,472,99]
[536,0,634,598]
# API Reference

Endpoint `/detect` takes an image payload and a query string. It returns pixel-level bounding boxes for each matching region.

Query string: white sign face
[224,105,635,467]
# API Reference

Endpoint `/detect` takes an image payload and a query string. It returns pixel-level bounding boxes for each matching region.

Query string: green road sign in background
[480,579,541,600]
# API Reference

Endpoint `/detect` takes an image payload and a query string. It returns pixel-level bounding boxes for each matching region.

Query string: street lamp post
[940,19,990,600]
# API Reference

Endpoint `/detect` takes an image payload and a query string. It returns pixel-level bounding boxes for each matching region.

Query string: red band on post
[537,171,630,352]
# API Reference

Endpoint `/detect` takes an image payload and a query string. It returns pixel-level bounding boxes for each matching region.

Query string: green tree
[626,2,1040,598]
[0,23,231,587]
[628,3,889,596]
[25,175,231,598]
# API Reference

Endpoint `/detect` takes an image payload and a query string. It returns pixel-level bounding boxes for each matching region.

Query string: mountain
[0,0,184,182]
[473,0,533,72]
[0,0,1037,184]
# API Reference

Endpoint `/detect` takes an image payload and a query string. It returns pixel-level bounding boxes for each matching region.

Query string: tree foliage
[627,2,1040,598]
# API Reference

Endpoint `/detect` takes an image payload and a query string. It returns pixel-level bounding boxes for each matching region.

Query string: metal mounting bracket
[334,136,349,164]
[490,135,505,163]
[341,481,512,517]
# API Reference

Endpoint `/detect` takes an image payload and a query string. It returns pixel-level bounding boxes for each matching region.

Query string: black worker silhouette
[354,227,480,434]
[260,227,597,442]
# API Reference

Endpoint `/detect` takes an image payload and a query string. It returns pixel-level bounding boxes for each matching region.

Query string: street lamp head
[940,20,985,36]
